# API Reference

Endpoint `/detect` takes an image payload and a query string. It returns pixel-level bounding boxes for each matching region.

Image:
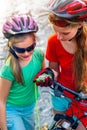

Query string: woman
[0,14,45,130]
[34,0,87,129]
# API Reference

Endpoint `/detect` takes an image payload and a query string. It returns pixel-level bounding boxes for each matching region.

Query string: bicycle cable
[34,83,41,130]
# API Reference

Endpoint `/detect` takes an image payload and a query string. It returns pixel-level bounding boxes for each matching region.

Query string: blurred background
[0,0,54,129]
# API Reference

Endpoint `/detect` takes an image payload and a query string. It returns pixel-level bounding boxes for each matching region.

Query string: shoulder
[1,58,11,71]
[34,47,44,56]
[48,33,60,46]
[0,59,14,81]
[48,33,58,41]
[33,47,44,62]
[47,34,61,51]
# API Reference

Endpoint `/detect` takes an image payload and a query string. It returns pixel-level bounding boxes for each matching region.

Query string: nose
[23,50,33,56]
[23,51,29,55]
[57,32,64,40]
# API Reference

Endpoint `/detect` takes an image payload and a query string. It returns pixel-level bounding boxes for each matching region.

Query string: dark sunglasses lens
[12,46,25,53]
[27,43,36,52]
[54,20,69,27]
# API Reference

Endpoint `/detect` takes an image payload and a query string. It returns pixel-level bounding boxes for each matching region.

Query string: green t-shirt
[0,48,44,107]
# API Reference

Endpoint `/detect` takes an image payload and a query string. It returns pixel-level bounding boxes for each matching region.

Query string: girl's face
[52,24,81,41]
[13,34,35,62]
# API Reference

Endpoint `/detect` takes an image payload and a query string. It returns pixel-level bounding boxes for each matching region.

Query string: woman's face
[13,34,35,62]
[52,24,81,41]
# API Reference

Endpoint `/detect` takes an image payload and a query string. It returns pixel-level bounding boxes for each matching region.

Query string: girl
[34,0,87,129]
[0,14,45,130]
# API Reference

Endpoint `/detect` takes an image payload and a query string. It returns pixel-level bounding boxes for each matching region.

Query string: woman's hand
[33,68,54,87]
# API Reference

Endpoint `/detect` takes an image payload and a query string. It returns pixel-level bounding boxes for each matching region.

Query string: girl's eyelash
[62,33,69,35]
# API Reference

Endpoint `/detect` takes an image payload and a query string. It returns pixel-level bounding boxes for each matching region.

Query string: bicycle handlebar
[50,80,87,100]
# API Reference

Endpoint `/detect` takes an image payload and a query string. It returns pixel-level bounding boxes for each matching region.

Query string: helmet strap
[69,38,74,41]
[9,47,18,59]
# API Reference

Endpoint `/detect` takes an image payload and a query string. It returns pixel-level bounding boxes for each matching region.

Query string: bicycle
[48,81,87,130]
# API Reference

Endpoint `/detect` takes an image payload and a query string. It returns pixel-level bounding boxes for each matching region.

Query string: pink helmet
[48,0,87,21]
[3,14,38,39]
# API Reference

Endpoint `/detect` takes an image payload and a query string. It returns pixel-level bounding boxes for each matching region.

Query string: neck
[60,39,77,54]
[19,55,32,67]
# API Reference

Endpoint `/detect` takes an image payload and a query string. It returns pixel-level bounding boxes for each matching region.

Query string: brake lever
[76,92,87,100]
[54,84,65,97]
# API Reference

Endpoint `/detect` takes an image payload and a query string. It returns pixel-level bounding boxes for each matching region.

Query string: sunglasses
[49,17,70,27]
[12,42,36,53]
[52,20,70,27]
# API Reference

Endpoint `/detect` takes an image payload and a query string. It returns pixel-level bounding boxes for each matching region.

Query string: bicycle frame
[48,81,87,130]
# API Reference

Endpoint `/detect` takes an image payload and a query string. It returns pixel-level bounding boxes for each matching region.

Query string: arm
[49,61,59,80]
[34,61,58,86]
[42,58,46,69]
[0,78,12,130]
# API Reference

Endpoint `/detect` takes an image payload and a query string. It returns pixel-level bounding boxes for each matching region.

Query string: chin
[23,57,30,61]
